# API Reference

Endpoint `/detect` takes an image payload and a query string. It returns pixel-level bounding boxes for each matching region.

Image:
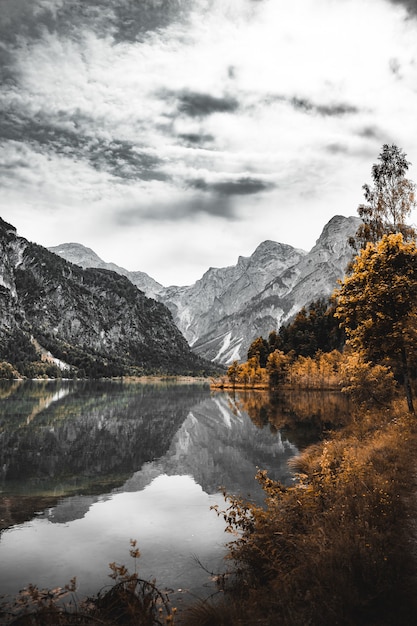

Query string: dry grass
[183,399,417,626]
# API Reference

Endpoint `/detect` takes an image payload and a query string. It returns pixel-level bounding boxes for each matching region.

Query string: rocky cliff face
[0,218,214,376]
[159,240,306,347]
[189,215,360,363]
[164,215,360,363]
[50,215,361,366]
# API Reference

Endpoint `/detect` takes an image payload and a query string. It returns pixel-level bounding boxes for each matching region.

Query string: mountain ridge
[49,242,164,299]
[50,215,360,364]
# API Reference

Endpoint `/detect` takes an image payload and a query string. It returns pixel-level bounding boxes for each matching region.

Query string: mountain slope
[0,218,215,377]
[159,240,306,346]
[48,242,163,299]
[191,216,360,363]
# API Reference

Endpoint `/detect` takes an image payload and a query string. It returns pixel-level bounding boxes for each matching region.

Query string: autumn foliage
[206,405,417,625]
[335,233,417,412]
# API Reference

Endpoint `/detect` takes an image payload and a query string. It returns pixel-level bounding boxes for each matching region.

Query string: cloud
[356,125,389,143]
[0,109,167,182]
[166,89,239,118]
[0,0,192,45]
[289,97,359,117]
[2,0,417,286]
[112,0,193,43]
[0,0,111,45]
[117,193,237,223]
[388,0,417,16]
[190,176,274,196]
[177,132,215,146]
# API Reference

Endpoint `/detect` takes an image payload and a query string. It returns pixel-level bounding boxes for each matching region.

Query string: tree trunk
[401,346,415,414]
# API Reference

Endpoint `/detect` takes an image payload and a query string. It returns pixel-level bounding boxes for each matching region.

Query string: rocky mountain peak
[189,215,361,364]
[312,215,361,253]
[49,243,104,267]
[0,217,17,238]
[253,239,305,258]
[48,242,163,300]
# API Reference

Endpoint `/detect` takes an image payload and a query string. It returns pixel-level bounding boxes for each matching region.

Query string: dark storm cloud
[0,1,118,88]
[190,177,274,196]
[175,90,239,118]
[0,108,166,182]
[290,97,359,117]
[89,140,167,181]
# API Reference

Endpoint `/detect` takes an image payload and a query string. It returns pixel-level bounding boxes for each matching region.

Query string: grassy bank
[182,399,417,626]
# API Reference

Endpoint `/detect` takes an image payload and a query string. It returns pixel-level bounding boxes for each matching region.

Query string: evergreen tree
[247,336,270,367]
[277,299,344,357]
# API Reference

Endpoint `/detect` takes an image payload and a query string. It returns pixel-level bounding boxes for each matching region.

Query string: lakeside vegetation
[2,144,417,624]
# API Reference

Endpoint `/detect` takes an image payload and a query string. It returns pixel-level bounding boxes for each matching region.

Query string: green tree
[335,233,417,412]
[351,144,416,250]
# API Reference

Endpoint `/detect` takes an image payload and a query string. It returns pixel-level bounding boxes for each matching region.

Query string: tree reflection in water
[228,388,351,449]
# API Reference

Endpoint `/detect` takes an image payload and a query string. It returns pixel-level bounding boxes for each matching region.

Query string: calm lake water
[0,380,350,606]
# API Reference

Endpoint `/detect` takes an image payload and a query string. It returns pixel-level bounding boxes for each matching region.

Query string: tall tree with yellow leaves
[335,233,417,413]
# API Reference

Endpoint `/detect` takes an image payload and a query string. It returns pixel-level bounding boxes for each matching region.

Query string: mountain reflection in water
[0,380,350,600]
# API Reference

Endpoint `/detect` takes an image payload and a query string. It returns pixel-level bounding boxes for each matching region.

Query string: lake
[0,380,350,608]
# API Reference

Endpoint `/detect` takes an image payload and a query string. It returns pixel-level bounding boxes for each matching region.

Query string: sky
[1,0,417,286]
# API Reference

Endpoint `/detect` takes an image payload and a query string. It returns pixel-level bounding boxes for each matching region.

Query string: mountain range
[50,215,361,365]
[0,217,215,377]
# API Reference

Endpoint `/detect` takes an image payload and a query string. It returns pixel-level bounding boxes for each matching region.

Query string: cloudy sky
[1,0,417,286]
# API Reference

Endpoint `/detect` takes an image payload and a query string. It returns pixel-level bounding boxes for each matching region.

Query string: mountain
[50,215,361,366]
[0,217,216,377]
[159,240,306,348]
[189,215,361,363]
[48,243,163,299]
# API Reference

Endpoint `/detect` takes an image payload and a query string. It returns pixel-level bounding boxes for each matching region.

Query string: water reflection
[231,388,351,448]
[0,381,350,601]
[0,380,207,509]
[0,475,227,601]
